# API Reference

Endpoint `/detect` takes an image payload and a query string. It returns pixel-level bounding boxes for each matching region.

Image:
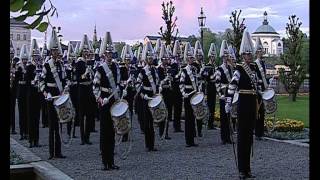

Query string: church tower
[92,24,99,49]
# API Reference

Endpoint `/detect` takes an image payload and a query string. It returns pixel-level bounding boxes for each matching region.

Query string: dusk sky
[12,0,309,46]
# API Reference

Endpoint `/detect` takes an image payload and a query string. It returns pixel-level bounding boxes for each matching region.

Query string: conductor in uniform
[225,31,258,179]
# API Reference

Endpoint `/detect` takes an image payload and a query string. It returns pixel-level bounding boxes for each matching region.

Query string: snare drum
[262,88,277,114]
[231,92,239,118]
[148,94,167,123]
[110,99,131,135]
[190,92,207,120]
[54,94,75,123]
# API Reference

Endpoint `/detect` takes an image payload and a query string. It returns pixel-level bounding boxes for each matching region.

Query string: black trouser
[10,86,17,133]
[142,97,155,150]
[67,85,78,136]
[135,95,145,133]
[78,85,95,143]
[184,95,196,145]
[39,92,48,127]
[207,84,216,128]
[47,99,62,157]
[219,99,231,143]
[255,95,265,138]
[172,85,182,131]
[159,88,171,137]
[27,87,40,146]
[100,98,115,167]
[237,94,256,174]
[18,85,28,138]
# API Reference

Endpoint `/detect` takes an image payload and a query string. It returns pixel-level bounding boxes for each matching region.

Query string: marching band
[10,27,276,178]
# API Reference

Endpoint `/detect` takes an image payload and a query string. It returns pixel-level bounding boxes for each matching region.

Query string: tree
[226,10,246,61]
[10,0,58,32]
[114,42,126,59]
[278,15,307,101]
[201,28,218,63]
[158,1,179,47]
[187,35,197,47]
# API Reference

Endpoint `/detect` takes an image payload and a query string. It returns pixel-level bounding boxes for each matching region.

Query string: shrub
[264,118,304,132]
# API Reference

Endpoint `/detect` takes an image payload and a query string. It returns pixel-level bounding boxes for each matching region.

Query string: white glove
[122,90,127,97]
[144,95,153,100]
[225,102,231,113]
[102,98,109,105]
[183,93,188,99]
[46,93,52,101]
[219,95,225,100]
[64,85,70,93]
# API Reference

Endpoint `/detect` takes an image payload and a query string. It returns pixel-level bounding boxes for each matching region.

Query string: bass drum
[231,92,239,118]
[148,94,167,123]
[190,92,207,120]
[262,88,277,114]
[54,94,75,123]
[111,99,131,135]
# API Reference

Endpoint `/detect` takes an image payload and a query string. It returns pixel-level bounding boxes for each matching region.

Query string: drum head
[148,95,162,108]
[190,93,204,105]
[54,94,69,106]
[111,100,129,117]
[263,89,275,100]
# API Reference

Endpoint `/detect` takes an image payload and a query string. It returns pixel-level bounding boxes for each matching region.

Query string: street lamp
[198,7,206,51]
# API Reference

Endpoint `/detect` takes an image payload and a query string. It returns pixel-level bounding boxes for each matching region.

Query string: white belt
[47,83,57,87]
[18,81,26,85]
[79,81,92,85]
[143,86,153,91]
[185,85,193,89]
[31,80,37,85]
[101,87,112,93]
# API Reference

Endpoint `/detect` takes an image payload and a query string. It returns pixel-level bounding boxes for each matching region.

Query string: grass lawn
[214,94,309,127]
[266,95,309,127]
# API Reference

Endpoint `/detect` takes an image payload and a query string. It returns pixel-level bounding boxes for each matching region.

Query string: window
[10,34,13,40]
[278,42,281,47]
[17,34,20,40]
[265,48,268,54]
[17,48,20,54]
[23,34,27,40]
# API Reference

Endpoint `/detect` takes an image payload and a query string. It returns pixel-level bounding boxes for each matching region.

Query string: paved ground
[11,105,309,180]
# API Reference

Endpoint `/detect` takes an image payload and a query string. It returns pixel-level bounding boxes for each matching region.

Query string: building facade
[251,11,283,57]
[10,18,31,57]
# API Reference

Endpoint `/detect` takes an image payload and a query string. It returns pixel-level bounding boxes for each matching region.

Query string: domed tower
[251,11,283,57]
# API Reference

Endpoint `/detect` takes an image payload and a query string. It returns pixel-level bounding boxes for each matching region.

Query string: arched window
[278,42,281,46]
[17,34,20,40]
[263,42,268,46]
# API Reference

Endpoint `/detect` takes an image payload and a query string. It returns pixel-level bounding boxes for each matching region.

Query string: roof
[252,12,278,35]
[145,35,189,41]
[10,18,29,27]
[253,24,279,34]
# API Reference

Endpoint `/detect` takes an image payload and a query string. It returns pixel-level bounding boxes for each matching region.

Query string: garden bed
[10,150,25,165]
[264,129,309,140]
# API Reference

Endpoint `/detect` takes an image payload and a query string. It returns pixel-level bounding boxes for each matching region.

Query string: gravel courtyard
[11,110,309,180]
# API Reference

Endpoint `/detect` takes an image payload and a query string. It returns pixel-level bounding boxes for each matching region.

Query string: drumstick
[187,90,196,97]
[46,95,61,100]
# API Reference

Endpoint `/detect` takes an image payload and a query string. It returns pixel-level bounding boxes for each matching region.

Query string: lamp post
[198,7,206,51]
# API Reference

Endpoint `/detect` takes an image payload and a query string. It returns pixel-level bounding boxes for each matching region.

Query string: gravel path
[11,105,309,180]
